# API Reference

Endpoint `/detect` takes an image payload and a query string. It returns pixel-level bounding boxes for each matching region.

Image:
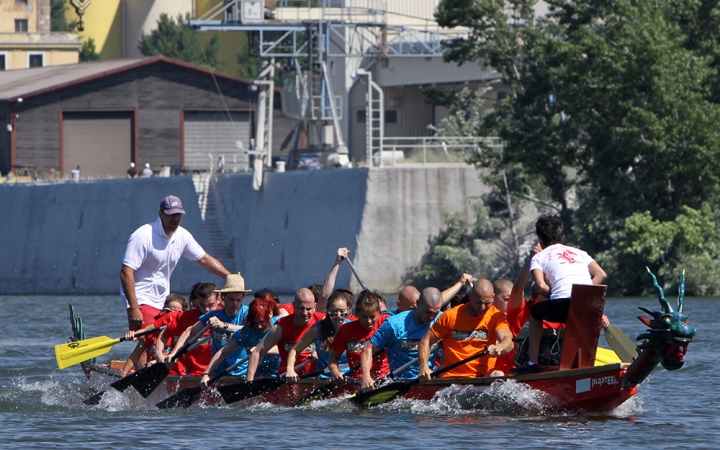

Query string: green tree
[51,0,77,32]
[138,14,224,70]
[79,38,101,62]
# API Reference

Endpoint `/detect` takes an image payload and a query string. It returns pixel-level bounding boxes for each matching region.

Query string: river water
[0,295,716,448]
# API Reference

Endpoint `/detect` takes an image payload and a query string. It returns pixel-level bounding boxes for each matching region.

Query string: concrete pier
[0,165,487,295]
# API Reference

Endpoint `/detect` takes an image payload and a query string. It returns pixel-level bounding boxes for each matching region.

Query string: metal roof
[0,56,253,102]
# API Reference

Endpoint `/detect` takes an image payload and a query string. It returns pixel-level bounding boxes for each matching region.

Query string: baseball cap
[160,195,186,215]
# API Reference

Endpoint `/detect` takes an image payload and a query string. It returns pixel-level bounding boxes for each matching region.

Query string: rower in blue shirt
[360,287,444,389]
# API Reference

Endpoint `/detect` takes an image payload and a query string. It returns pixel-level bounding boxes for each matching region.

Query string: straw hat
[215,273,252,294]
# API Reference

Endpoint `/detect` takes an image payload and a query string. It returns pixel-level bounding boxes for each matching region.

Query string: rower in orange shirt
[417,279,513,380]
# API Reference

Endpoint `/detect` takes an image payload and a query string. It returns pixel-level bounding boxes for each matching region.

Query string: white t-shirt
[530,244,594,300]
[120,217,206,309]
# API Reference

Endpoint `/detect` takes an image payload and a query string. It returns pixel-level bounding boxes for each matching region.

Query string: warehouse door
[62,111,133,179]
[183,111,252,172]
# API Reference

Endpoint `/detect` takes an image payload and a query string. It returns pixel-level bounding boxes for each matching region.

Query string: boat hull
[82,361,635,412]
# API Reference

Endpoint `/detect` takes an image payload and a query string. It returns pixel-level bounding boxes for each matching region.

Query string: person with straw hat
[168,273,252,375]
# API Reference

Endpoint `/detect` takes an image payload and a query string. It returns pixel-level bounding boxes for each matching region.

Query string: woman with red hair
[200,297,280,386]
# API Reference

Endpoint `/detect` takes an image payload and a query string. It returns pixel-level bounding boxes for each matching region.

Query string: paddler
[360,287,443,389]
[246,288,324,381]
[417,279,514,381]
[168,274,251,375]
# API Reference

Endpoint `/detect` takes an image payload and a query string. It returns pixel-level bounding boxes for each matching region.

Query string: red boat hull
[83,361,635,413]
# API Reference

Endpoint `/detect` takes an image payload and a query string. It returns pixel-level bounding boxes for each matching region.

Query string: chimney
[37,0,51,32]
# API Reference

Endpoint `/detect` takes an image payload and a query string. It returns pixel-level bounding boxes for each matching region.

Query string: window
[29,53,43,68]
[0,54,6,71]
[357,109,398,124]
[15,0,29,4]
[15,19,28,32]
[497,91,507,101]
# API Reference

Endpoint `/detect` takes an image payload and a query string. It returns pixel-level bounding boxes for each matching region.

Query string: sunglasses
[327,310,348,318]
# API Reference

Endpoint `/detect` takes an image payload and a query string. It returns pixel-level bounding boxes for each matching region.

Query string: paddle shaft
[171,323,212,363]
[205,355,250,385]
[123,326,166,342]
[345,258,369,291]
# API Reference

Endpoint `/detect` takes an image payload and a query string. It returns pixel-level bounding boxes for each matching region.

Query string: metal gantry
[188,0,471,185]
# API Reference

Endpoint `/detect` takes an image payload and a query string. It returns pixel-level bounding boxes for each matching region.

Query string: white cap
[130,162,135,168]
[145,163,150,168]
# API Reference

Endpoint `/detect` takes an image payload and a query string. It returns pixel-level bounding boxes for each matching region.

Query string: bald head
[493,278,513,315]
[473,279,494,297]
[294,287,314,304]
[293,288,316,325]
[415,287,443,325]
[397,286,420,312]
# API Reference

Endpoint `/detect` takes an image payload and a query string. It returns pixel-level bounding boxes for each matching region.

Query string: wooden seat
[559,284,607,370]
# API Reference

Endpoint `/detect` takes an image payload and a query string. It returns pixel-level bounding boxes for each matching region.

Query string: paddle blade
[109,370,143,393]
[219,378,284,404]
[604,325,638,363]
[156,387,202,410]
[130,364,170,398]
[55,336,121,370]
[292,382,337,407]
[349,381,414,409]
[594,347,622,366]
[82,391,105,406]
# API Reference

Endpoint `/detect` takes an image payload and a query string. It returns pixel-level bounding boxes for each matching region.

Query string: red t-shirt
[330,317,389,379]
[276,315,319,375]
[279,303,294,315]
[163,309,212,376]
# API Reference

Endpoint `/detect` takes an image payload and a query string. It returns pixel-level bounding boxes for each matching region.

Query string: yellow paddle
[55,327,164,370]
[594,347,621,366]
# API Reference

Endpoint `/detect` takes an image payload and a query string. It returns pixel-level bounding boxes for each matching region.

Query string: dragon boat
[72,270,695,413]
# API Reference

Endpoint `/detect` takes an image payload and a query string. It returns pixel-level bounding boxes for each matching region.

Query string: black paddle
[81,327,167,406]
[155,355,250,409]
[350,347,489,408]
[218,360,317,404]
[291,342,441,407]
[130,324,211,398]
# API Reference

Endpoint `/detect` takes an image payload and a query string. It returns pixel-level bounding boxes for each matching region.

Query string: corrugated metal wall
[11,61,298,175]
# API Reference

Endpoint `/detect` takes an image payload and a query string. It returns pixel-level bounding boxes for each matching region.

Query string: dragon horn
[678,269,686,313]
[646,267,672,314]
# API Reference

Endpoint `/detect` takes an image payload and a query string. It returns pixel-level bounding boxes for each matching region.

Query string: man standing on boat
[120,195,230,332]
[417,279,514,381]
[360,287,444,388]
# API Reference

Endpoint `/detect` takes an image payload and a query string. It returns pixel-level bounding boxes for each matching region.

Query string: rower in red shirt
[246,288,322,380]
[159,282,218,376]
[329,290,390,382]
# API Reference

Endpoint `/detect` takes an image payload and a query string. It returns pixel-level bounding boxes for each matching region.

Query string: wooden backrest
[559,284,607,370]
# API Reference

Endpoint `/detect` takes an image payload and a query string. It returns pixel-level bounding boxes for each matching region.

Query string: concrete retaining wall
[0,165,487,296]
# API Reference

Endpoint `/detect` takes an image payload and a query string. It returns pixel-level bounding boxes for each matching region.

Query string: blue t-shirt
[232,316,280,377]
[370,310,439,379]
[200,306,249,375]
[314,319,349,377]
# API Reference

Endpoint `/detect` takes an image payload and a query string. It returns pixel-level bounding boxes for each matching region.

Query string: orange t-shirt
[430,304,509,377]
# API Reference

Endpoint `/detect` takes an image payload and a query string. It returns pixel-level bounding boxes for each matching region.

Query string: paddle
[350,348,489,409]
[604,325,638,363]
[130,324,212,398]
[83,335,210,405]
[294,343,442,407]
[218,359,315,404]
[155,355,251,409]
[345,257,369,291]
[55,327,165,370]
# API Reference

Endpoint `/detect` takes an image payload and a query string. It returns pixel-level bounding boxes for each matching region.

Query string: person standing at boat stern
[511,214,607,375]
[360,287,443,388]
[418,279,513,381]
[120,195,230,332]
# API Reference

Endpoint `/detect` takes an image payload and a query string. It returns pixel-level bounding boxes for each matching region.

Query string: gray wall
[0,165,487,296]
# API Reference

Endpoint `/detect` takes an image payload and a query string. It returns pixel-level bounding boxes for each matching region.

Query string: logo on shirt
[401,339,420,351]
[451,328,488,341]
[347,340,367,352]
[557,249,580,264]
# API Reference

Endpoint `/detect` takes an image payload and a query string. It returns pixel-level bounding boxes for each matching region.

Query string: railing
[374,136,502,166]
